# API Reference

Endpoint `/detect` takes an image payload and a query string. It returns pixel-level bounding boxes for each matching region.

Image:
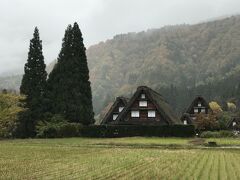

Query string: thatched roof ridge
[115,86,181,124]
[186,96,211,113]
[100,96,128,125]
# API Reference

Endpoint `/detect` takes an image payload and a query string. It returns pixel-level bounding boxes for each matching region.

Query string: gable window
[233,122,237,126]
[201,108,205,113]
[131,110,140,117]
[194,108,198,113]
[113,114,118,121]
[141,93,146,99]
[198,102,202,107]
[183,120,188,125]
[148,110,156,118]
[119,107,124,112]
[139,101,147,107]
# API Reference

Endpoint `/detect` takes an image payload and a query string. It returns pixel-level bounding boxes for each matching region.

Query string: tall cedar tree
[19,27,47,137]
[47,23,94,125]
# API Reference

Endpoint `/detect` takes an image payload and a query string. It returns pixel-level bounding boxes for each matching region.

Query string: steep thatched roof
[185,96,212,114]
[100,97,128,125]
[115,86,181,125]
[180,113,192,124]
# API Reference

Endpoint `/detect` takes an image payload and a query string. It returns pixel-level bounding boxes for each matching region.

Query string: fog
[1,0,240,75]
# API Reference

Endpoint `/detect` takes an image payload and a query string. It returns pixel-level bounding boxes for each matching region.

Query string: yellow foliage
[0,93,25,138]
[209,101,223,114]
[227,102,236,111]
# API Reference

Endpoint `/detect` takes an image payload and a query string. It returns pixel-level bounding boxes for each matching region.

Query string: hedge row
[200,130,238,138]
[80,125,195,138]
[37,123,82,138]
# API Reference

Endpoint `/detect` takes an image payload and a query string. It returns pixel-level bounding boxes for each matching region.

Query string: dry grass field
[0,137,240,179]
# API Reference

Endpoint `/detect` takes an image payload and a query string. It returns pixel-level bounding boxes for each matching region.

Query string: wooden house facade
[102,86,181,125]
[181,96,212,125]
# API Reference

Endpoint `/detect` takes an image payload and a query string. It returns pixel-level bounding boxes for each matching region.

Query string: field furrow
[230,152,240,179]
[192,151,210,179]
[180,151,205,179]
[0,138,240,179]
[171,152,200,179]
[219,151,228,180]
[208,151,219,180]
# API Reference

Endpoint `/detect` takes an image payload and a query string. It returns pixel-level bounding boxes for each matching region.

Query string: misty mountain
[87,15,240,114]
[0,61,57,92]
[1,16,240,115]
[0,75,22,91]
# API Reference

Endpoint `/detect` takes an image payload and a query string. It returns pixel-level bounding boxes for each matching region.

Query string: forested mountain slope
[87,16,240,114]
[1,16,240,115]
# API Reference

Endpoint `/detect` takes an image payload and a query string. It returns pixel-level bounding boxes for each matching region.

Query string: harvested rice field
[0,137,240,179]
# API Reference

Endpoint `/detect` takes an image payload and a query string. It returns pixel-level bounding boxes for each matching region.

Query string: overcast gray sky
[1,0,240,75]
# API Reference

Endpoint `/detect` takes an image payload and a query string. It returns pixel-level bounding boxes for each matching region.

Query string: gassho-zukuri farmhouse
[100,86,239,130]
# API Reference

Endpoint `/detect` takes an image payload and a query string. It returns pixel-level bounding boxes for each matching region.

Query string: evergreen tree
[45,25,73,115]
[47,23,94,125]
[19,27,47,137]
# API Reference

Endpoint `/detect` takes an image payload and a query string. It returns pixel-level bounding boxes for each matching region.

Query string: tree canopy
[0,93,25,138]
[19,27,47,137]
[47,23,94,125]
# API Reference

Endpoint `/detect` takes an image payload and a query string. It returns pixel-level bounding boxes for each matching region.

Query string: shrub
[36,115,82,138]
[200,130,235,138]
[200,131,220,138]
[219,130,235,137]
[0,93,25,138]
[196,113,219,131]
[218,112,232,130]
[80,125,195,138]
